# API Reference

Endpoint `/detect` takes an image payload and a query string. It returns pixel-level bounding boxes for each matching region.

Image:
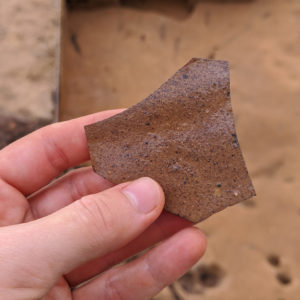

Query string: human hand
[0,110,206,300]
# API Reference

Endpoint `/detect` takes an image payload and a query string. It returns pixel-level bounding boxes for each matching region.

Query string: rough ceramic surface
[85,58,255,223]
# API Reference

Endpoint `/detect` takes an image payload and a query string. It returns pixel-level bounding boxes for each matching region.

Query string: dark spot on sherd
[183,180,187,185]
[267,254,280,267]
[227,91,230,97]
[232,133,239,148]
[145,141,148,145]
[276,272,291,285]
[183,74,188,79]
[145,122,150,126]
[198,263,225,287]
[216,182,221,188]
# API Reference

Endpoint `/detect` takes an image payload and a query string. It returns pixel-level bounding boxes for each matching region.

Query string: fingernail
[123,177,163,214]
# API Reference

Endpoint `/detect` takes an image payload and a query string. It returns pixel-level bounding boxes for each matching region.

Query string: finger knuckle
[67,171,88,201]
[74,194,114,242]
[104,276,126,300]
[145,255,165,290]
[40,127,70,174]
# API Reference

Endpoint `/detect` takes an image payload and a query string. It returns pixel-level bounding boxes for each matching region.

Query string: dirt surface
[0,113,49,149]
[0,0,60,148]
[61,1,300,299]
[0,0,59,124]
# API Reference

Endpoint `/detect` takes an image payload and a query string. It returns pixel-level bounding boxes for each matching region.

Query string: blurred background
[0,0,299,299]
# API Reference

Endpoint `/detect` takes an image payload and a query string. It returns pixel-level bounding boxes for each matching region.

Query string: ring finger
[73,227,206,300]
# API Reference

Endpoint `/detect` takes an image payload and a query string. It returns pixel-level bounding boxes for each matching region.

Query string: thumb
[1,177,164,283]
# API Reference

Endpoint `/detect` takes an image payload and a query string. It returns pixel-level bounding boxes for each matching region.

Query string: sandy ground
[1,0,300,299]
[0,0,59,121]
[0,0,59,148]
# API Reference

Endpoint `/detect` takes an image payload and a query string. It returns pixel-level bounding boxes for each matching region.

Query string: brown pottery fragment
[85,58,256,223]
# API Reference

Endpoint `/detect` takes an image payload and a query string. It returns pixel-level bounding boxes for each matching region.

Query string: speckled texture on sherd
[85,58,255,223]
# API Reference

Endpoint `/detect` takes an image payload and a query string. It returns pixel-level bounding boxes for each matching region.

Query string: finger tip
[179,227,207,263]
[141,177,166,210]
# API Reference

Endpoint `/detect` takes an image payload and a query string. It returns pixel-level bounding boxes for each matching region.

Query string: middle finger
[66,211,191,287]
[28,167,113,219]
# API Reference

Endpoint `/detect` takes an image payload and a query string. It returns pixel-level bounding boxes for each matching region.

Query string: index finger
[0,109,124,195]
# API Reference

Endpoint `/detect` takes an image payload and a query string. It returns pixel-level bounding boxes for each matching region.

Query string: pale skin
[0,110,206,300]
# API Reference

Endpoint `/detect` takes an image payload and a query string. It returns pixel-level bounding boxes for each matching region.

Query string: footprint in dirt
[266,253,292,287]
[176,263,225,296]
